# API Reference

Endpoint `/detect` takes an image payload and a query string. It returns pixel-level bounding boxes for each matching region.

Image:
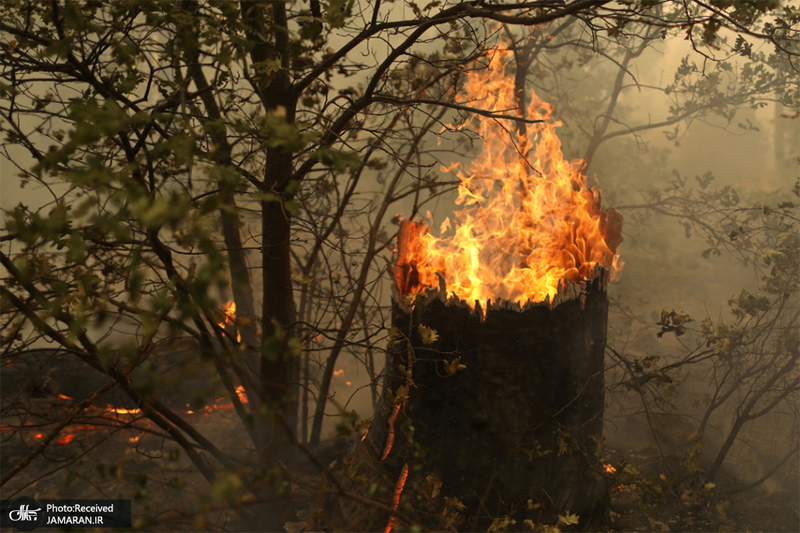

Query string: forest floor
[2,348,797,532]
[607,453,799,533]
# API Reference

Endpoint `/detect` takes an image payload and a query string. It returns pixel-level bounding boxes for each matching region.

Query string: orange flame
[604,463,617,474]
[110,407,141,415]
[58,433,77,445]
[235,385,248,404]
[218,301,242,342]
[221,300,236,323]
[396,46,622,308]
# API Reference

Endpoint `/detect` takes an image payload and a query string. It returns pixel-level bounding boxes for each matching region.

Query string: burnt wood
[372,277,609,530]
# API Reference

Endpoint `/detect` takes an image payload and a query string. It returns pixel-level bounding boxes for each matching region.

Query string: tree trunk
[252,165,296,531]
[239,2,298,528]
[371,277,610,530]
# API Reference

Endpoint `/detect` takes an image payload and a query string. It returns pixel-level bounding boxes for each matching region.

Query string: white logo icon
[9,504,41,522]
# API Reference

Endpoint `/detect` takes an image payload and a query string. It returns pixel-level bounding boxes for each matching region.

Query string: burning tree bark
[368,47,624,530]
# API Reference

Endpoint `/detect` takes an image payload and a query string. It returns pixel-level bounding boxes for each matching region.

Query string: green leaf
[152,134,196,165]
[252,57,282,84]
[702,19,722,46]
[421,475,442,499]
[65,232,87,264]
[63,469,79,487]
[262,108,316,151]
[443,496,466,512]
[391,384,409,405]
[313,148,362,173]
[557,512,579,526]
[327,0,353,28]
[211,471,242,501]
[300,19,323,41]
[203,118,227,136]
[283,199,301,215]
[44,36,74,58]
[444,356,466,376]
[488,516,516,532]
[417,324,438,344]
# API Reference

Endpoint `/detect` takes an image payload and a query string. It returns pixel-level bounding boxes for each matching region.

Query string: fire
[57,433,77,445]
[381,404,401,461]
[218,300,242,342]
[221,300,236,323]
[385,462,409,533]
[110,407,141,415]
[235,385,248,404]
[395,46,622,309]
[604,463,617,474]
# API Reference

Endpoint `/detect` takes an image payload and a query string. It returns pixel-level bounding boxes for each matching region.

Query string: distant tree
[602,177,799,529]
[1,1,797,530]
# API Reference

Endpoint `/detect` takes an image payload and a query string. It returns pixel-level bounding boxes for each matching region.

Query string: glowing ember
[604,463,617,474]
[110,407,141,415]
[57,433,77,445]
[395,46,622,309]
[381,404,401,461]
[385,462,409,533]
[235,385,248,404]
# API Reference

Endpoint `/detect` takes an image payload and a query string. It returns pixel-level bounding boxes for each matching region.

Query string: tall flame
[396,46,622,308]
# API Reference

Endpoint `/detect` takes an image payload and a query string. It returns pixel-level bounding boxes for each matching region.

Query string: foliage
[606,182,799,530]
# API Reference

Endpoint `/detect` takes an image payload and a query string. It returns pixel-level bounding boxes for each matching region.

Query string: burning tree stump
[367,214,620,531]
[365,48,623,530]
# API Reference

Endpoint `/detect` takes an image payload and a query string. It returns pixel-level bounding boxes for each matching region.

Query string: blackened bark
[372,280,610,530]
[260,179,293,407]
